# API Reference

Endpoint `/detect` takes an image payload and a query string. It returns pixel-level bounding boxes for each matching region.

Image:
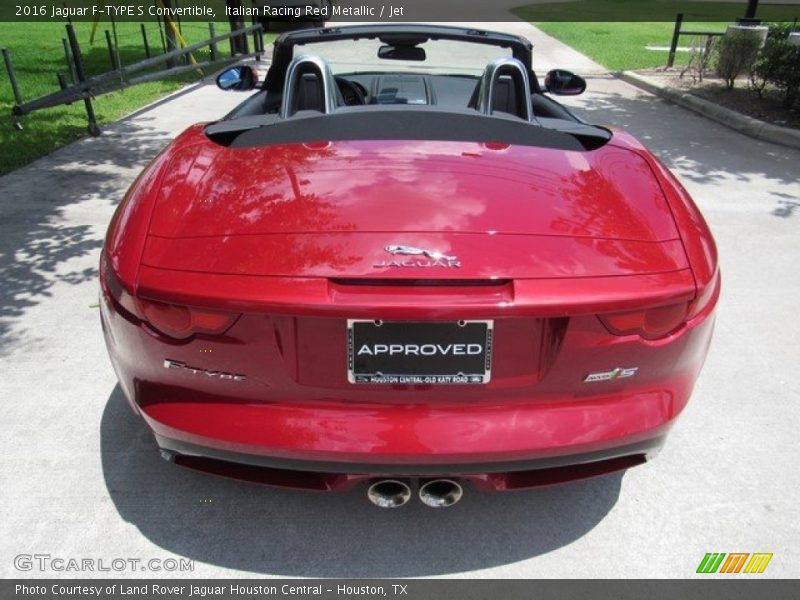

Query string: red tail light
[137,299,239,339]
[687,269,721,320]
[600,270,720,340]
[600,303,690,340]
[101,252,239,340]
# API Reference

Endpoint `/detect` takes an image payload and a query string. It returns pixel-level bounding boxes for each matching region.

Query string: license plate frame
[347,319,493,385]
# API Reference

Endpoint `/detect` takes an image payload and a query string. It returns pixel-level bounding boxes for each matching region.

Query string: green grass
[0,20,272,175]
[514,0,799,71]
[533,21,706,71]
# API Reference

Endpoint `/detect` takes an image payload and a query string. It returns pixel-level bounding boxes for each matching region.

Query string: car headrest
[474,57,534,122]
[279,54,341,118]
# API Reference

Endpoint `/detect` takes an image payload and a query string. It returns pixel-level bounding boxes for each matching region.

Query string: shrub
[715,29,764,90]
[751,24,800,108]
[681,35,717,84]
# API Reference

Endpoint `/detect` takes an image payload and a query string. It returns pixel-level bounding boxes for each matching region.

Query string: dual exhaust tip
[367,479,463,508]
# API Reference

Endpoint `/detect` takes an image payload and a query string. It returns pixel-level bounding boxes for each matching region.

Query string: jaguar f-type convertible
[100,24,719,508]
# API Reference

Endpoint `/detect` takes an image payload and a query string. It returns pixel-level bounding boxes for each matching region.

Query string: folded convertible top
[205,107,612,151]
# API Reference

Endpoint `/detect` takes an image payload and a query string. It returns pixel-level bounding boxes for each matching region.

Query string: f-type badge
[374,244,461,268]
[164,359,246,382]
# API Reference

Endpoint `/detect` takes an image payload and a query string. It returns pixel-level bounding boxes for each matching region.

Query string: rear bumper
[155,432,664,476]
[155,432,663,491]
[137,386,680,470]
[140,390,674,491]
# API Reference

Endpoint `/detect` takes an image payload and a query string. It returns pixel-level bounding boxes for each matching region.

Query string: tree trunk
[158,0,180,68]
[226,0,250,55]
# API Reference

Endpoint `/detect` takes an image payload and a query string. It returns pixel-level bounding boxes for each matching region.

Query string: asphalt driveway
[1,21,798,578]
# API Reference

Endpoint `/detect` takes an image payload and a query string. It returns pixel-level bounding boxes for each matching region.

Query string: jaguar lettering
[374,245,461,268]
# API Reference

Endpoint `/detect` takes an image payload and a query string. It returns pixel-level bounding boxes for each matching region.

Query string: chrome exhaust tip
[367,479,412,508]
[419,479,463,508]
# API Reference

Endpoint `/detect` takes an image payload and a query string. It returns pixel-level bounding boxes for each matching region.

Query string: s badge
[584,367,638,383]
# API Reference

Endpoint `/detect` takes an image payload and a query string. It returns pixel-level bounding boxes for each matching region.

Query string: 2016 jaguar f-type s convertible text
[100,25,719,507]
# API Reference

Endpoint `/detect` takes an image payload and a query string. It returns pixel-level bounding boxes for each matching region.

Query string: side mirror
[544,69,586,96]
[216,66,259,92]
[378,45,427,61]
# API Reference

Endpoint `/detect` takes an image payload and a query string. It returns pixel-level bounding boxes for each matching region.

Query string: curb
[618,70,800,150]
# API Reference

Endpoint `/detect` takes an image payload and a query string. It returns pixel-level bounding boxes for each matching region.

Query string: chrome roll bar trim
[475,57,535,122]
[279,54,339,119]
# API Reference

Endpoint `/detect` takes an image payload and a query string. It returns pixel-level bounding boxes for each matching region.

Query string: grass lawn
[532,21,705,71]
[513,0,799,71]
[0,20,272,175]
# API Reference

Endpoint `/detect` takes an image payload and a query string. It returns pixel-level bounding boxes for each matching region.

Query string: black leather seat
[468,72,529,120]
[491,76,522,117]
[294,72,324,112]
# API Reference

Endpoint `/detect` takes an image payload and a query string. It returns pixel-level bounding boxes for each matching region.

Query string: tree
[157,0,180,68]
[226,0,250,55]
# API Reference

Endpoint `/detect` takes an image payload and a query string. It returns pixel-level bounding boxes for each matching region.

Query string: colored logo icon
[697,553,773,574]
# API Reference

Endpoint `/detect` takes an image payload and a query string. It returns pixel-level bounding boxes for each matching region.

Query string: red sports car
[100,25,719,508]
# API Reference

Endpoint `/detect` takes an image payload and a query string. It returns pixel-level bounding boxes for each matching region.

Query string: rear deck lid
[143,137,686,280]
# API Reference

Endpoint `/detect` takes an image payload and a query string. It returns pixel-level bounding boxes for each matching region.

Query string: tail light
[600,270,720,340]
[687,269,721,320]
[137,299,239,339]
[100,252,240,340]
[600,302,690,340]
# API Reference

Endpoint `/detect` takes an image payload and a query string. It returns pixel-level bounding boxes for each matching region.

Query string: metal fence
[666,13,727,68]
[666,11,800,68]
[2,20,265,135]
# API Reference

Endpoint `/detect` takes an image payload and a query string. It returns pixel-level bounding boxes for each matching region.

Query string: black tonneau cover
[205,107,611,151]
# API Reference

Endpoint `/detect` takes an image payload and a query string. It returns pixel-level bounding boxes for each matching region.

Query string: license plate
[347,320,493,384]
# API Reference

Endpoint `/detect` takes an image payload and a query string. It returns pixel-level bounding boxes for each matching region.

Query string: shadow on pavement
[101,385,623,577]
[0,117,174,357]
[565,75,800,213]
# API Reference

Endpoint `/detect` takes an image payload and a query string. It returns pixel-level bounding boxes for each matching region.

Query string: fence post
[105,30,120,70]
[252,17,262,54]
[66,23,101,137]
[228,14,249,55]
[62,1,72,24]
[109,13,122,68]
[110,12,120,55]
[174,0,183,36]
[62,38,77,83]
[208,22,218,62]
[156,16,167,54]
[668,12,684,68]
[141,24,151,59]
[161,11,180,68]
[2,48,24,107]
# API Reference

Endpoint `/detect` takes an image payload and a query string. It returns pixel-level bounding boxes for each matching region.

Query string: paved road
[1,21,798,579]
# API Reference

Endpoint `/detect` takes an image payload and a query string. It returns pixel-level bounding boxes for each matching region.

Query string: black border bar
[4,580,800,600]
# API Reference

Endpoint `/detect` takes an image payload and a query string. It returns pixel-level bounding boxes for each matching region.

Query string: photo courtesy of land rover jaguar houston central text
[100,24,720,508]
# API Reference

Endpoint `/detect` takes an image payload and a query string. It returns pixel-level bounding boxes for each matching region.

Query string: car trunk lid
[143,138,687,281]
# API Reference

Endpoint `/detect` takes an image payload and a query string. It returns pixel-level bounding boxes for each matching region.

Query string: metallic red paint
[100,120,719,493]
